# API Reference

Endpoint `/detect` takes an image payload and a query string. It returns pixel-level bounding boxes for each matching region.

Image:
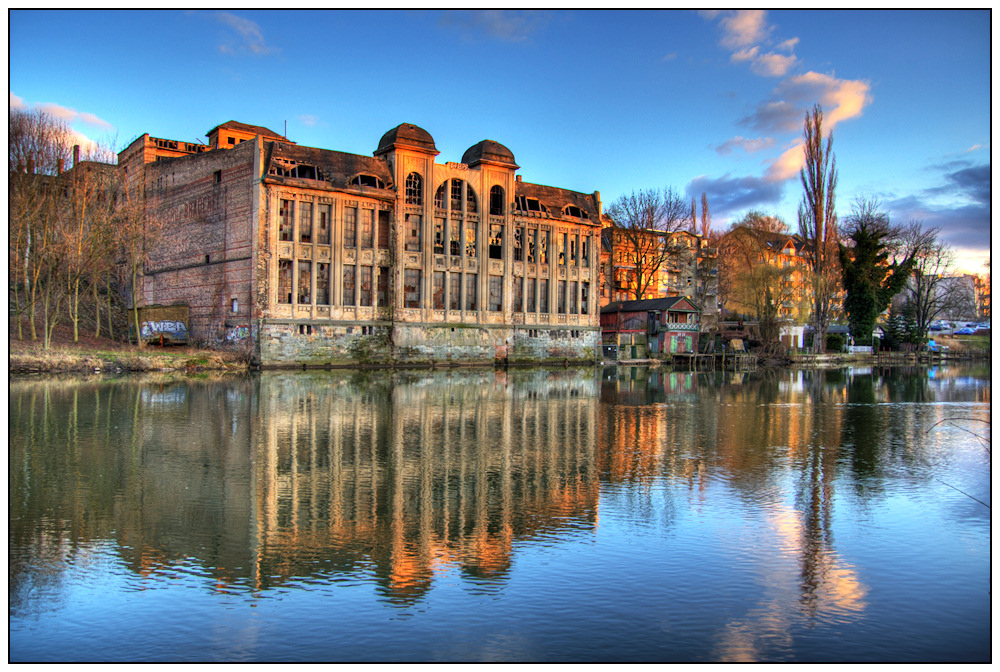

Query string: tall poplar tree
[798,104,840,353]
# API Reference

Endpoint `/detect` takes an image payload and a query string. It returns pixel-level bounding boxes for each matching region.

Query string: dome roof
[375,123,438,155]
[461,140,518,168]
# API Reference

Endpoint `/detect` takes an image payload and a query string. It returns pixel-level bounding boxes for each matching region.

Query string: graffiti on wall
[226,325,250,341]
[140,320,188,342]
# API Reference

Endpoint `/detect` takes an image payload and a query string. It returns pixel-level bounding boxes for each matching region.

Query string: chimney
[57,158,64,175]
[515,175,522,182]
[73,145,80,168]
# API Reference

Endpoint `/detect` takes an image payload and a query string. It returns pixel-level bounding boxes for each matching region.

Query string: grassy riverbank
[9,324,247,374]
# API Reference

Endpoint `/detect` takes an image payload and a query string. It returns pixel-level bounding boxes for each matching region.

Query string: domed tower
[461,140,519,170]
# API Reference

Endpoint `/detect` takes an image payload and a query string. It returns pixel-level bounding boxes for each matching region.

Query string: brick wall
[142,140,258,344]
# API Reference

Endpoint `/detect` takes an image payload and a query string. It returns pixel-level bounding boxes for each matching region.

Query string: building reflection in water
[252,369,600,604]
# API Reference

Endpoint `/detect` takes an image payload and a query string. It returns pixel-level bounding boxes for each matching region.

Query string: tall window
[527,229,536,263]
[539,231,548,264]
[581,236,589,266]
[569,281,578,314]
[449,274,461,310]
[359,266,373,307]
[434,218,445,255]
[513,227,523,262]
[360,209,374,248]
[377,267,390,307]
[581,282,589,314]
[558,233,567,266]
[488,224,503,260]
[512,277,523,312]
[450,218,461,255]
[488,276,503,311]
[434,183,446,209]
[344,207,357,248]
[342,266,355,306]
[317,204,331,245]
[526,278,536,313]
[489,185,504,216]
[465,274,477,311]
[570,235,577,266]
[377,210,390,249]
[465,219,477,258]
[298,262,312,304]
[317,263,330,305]
[299,202,312,243]
[405,213,421,252]
[539,279,549,313]
[432,272,445,309]
[278,260,292,304]
[450,180,463,212]
[466,186,477,213]
[404,269,421,308]
[557,280,566,314]
[405,172,423,205]
[279,200,294,241]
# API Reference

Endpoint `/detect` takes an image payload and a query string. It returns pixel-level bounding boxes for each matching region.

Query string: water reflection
[9,363,990,661]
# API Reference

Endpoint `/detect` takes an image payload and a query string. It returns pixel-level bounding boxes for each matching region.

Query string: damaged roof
[515,181,601,223]
[207,120,288,141]
[265,142,394,191]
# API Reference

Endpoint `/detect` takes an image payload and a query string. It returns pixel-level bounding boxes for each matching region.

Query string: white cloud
[439,10,550,42]
[731,47,797,77]
[216,12,279,56]
[10,92,26,110]
[718,10,770,49]
[14,96,114,130]
[776,38,799,52]
[774,72,872,129]
[298,114,319,127]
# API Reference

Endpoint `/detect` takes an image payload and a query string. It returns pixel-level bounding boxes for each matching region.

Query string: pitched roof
[515,181,600,223]
[207,121,288,141]
[600,297,700,313]
[265,143,394,190]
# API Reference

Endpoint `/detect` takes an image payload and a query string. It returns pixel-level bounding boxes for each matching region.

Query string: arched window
[405,172,423,205]
[350,174,385,189]
[489,185,504,216]
[563,205,588,220]
[434,182,446,209]
[450,180,463,211]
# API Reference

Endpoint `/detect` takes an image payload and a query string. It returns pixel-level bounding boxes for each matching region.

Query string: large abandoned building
[121,121,603,367]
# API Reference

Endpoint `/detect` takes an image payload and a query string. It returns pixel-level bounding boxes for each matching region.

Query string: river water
[9,364,991,662]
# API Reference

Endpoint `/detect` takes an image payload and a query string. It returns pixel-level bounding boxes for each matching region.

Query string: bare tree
[700,192,711,239]
[604,187,691,301]
[898,223,974,336]
[798,104,840,353]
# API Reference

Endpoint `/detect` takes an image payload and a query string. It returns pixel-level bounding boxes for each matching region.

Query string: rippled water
[9,364,991,662]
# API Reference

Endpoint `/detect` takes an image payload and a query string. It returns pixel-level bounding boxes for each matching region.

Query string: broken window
[342,266,355,306]
[526,278,536,313]
[279,200,294,241]
[377,210,390,249]
[513,227,523,262]
[466,186,477,213]
[405,172,423,205]
[377,266,390,307]
[404,269,421,309]
[450,218,460,256]
[295,164,317,180]
[450,180,463,212]
[570,235,577,266]
[465,219,477,258]
[434,183,446,209]
[278,260,292,304]
[465,274,477,311]
[581,282,589,314]
[569,281,578,314]
[434,218,445,255]
[449,274,461,310]
[538,279,549,313]
[316,263,330,305]
[488,224,503,260]
[538,230,548,264]
[512,277,523,313]
[359,265,373,307]
[581,237,589,266]
[557,280,566,314]
[514,195,545,213]
[317,204,331,245]
[405,213,421,252]
[344,207,357,248]
[298,262,312,304]
[360,208,374,248]
[488,276,503,312]
[432,272,445,309]
[489,185,505,216]
[299,202,312,243]
[558,233,567,266]
[563,205,588,219]
[350,174,384,189]
[527,229,536,263]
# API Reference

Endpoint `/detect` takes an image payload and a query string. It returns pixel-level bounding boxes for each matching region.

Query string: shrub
[825,334,845,352]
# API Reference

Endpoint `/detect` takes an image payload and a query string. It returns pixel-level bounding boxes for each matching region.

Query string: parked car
[955,327,976,335]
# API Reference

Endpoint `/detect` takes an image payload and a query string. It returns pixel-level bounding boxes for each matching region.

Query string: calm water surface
[9,364,991,662]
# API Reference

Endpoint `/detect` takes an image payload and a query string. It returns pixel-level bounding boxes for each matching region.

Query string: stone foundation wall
[257,321,601,368]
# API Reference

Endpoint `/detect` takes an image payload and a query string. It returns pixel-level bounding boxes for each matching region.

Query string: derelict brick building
[120,121,603,367]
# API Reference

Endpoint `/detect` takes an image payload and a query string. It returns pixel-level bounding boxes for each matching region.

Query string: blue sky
[10,9,991,273]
